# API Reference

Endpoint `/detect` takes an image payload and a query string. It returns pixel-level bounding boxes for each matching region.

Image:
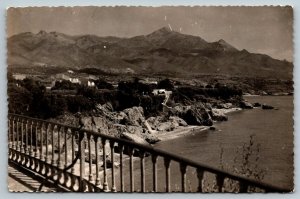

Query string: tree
[157,78,174,90]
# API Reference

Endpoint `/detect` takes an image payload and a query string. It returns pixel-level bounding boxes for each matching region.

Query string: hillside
[7,27,293,79]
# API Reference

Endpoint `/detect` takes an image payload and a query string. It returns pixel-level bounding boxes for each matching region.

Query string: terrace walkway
[8,161,64,192]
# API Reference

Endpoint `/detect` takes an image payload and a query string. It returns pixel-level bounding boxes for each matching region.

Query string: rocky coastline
[50,101,249,145]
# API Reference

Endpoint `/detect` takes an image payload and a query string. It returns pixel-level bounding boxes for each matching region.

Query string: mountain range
[7,27,293,79]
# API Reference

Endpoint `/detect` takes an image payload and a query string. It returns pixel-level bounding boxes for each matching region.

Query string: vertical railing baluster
[152,154,158,192]
[64,128,68,169]
[140,151,145,192]
[216,174,225,192]
[94,136,101,188]
[8,117,11,149]
[102,138,109,191]
[45,124,50,163]
[30,121,33,156]
[71,131,75,174]
[197,168,204,192]
[110,140,116,192]
[51,125,55,166]
[20,119,24,153]
[87,134,93,182]
[119,144,124,192]
[25,120,29,155]
[35,122,39,158]
[40,123,44,161]
[164,158,171,192]
[129,147,134,192]
[180,163,187,192]
[16,118,20,151]
[79,132,86,192]
[57,126,62,169]
[12,117,15,150]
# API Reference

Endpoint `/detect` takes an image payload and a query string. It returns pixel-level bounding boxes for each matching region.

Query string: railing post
[16,118,20,151]
[29,120,33,156]
[79,132,86,192]
[152,154,158,192]
[20,119,25,153]
[197,168,204,192]
[25,120,29,155]
[140,150,145,192]
[64,128,68,169]
[45,124,50,163]
[119,144,124,192]
[35,122,39,158]
[40,123,44,161]
[164,158,171,192]
[102,138,109,192]
[110,140,116,192]
[94,136,101,189]
[71,132,75,174]
[51,125,55,166]
[87,134,93,183]
[12,117,15,150]
[180,163,187,192]
[57,126,62,169]
[8,117,11,149]
[128,147,135,192]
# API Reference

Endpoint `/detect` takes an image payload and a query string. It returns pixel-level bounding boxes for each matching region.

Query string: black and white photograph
[6,6,294,193]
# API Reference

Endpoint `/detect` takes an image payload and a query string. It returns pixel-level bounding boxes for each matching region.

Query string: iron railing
[8,113,291,192]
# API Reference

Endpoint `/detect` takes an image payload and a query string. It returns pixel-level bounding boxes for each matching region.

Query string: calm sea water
[111,96,293,192]
[155,96,294,190]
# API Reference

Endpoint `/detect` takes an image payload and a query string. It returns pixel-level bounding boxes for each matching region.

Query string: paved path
[8,162,58,192]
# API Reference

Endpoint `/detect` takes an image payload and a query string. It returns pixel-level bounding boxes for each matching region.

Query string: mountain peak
[147,26,174,37]
[157,26,173,33]
[37,30,47,35]
[214,39,237,51]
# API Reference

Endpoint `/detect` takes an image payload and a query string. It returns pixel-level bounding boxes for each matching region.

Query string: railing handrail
[8,113,292,192]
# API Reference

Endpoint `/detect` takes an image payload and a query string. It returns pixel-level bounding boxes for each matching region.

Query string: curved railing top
[8,113,292,193]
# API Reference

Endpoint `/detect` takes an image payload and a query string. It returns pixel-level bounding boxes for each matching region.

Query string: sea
[109,96,294,192]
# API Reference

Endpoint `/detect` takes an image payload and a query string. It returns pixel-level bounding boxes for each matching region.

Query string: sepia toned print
[7,6,293,193]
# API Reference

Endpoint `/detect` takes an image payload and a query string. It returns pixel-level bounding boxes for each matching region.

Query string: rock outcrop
[262,104,274,110]
[253,102,262,107]
[122,106,145,126]
[170,104,213,126]
[240,101,253,109]
[209,109,228,121]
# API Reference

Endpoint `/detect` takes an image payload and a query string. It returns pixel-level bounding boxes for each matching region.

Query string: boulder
[210,109,228,121]
[146,116,166,130]
[217,103,232,109]
[169,116,188,127]
[113,111,127,123]
[123,106,145,126]
[183,107,213,126]
[80,116,111,134]
[253,102,261,107]
[210,126,217,131]
[170,104,213,126]
[142,133,161,144]
[240,101,253,109]
[157,121,176,131]
[114,124,144,136]
[262,104,274,110]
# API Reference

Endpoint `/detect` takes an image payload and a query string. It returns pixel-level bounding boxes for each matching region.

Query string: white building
[87,81,95,87]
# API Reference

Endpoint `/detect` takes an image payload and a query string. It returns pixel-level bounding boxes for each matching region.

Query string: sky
[7,6,293,61]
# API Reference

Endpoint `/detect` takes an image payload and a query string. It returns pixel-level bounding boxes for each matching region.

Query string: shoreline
[154,107,242,142]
